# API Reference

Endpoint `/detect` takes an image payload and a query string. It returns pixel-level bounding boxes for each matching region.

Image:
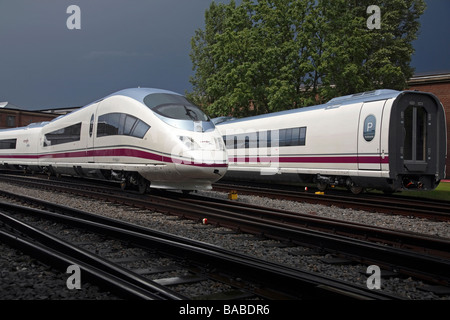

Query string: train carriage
[217,89,446,194]
[0,124,42,171]
[0,88,228,192]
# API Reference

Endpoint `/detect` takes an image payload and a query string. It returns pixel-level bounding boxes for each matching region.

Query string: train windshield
[144,93,214,132]
[153,104,209,121]
[144,93,210,121]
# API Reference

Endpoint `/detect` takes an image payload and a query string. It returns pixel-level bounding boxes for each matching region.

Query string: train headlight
[178,136,201,150]
[214,137,226,151]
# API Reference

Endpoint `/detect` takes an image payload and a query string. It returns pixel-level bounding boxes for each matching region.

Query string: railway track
[213,181,450,222]
[0,212,183,300]
[0,195,399,300]
[0,172,449,295]
[2,173,449,257]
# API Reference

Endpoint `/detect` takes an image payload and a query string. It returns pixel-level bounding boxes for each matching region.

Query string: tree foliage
[189,0,426,117]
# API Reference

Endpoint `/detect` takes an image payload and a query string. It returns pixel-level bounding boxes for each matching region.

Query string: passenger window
[0,138,17,149]
[224,127,306,149]
[291,128,300,145]
[299,127,306,145]
[279,129,286,147]
[44,123,82,146]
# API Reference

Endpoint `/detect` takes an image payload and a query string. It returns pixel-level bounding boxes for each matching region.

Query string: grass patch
[395,182,450,201]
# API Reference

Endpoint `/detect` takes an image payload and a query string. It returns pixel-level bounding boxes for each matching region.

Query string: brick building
[0,102,75,129]
[407,72,450,177]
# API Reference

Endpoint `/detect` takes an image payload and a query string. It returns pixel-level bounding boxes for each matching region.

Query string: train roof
[105,87,183,102]
[0,88,191,134]
[77,87,182,110]
[46,88,184,122]
[217,89,403,126]
[0,121,48,133]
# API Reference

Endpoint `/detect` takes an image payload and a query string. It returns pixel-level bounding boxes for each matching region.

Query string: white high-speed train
[217,90,447,194]
[0,88,228,192]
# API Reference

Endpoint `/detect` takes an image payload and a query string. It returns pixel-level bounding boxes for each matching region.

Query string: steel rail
[1,173,449,221]
[176,192,450,259]
[0,200,399,300]
[1,175,449,287]
[169,201,450,286]
[0,215,185,300]
[212,182,450,222]
[2,183,449,260]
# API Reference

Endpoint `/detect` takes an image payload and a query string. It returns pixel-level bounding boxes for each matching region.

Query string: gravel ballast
[0,242,119,300]
[0,181,449,300]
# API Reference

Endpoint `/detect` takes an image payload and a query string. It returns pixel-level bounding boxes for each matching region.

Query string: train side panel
[221,101,365,175]
[38,104,96,176]
[0,126,41,169]
[93,95,161,165]
[218,90,446,193]
[0,88,228,192]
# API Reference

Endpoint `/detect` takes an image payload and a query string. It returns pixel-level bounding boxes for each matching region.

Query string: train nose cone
[174,149,228,180]
[177,162,227,179]
[173,134,228,180]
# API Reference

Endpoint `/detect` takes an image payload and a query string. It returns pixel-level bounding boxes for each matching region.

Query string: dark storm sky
[0,0,448,110]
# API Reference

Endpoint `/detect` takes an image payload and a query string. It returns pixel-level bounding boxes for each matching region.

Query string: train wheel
[138,179,148,194]
[349,185,364,195]
[317,182,328,191]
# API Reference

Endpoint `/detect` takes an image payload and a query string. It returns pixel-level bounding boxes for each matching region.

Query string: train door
[401,104,430,171]
[357,101,386,170]
[394,93,442,175]
[86,103,99,163]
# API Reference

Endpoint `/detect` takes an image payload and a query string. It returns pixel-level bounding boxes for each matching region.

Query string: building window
[6,116,16,127]
[44,123,82,147]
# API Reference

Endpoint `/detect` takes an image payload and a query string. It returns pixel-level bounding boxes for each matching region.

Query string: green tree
[318,0,426,100]
[363,0,426,91]
[189,1,228,109]
[255,0,317,112]
[189,0,426,117]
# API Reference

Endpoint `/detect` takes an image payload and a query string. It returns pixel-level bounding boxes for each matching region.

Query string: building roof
[409,71,450,85]
[0,102,22,110]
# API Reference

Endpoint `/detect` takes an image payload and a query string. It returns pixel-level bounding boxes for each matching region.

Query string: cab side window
[97,113,150,139]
